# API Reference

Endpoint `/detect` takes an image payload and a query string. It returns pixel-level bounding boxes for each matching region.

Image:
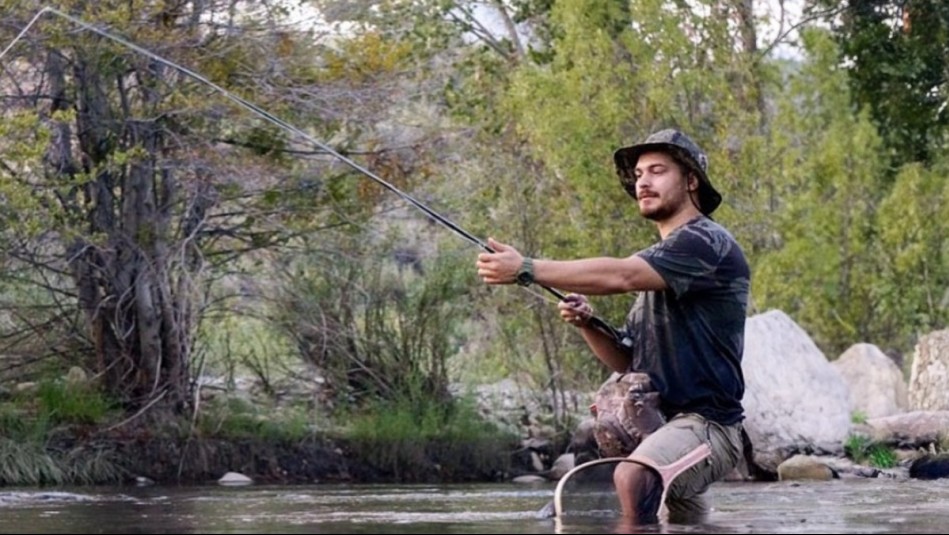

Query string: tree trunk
[55,53,195,411]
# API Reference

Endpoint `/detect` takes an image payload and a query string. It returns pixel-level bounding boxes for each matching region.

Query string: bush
[844,434,897,468]
[341,394,516,481]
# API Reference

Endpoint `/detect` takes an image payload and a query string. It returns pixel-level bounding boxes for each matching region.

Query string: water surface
[0,477,946,534]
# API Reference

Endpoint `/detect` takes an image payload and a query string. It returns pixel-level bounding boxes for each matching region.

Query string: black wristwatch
[515,257,534,286]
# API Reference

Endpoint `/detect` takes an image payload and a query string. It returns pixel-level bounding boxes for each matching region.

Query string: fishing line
[0,6,622,341]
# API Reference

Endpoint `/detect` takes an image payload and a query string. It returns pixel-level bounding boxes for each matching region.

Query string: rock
[568,418,598,465]
[511,474,547,484]
[64,366,88,386]
[218,472,253,486]
[742,310,852,474]
[777,455,836,481]
[530,451,545,473]
[908,453,949,480]
[547,453,575,480]
[858,410,949,448]
[909,330,949,411]
[14,382,36,393]
[833,343,907,418]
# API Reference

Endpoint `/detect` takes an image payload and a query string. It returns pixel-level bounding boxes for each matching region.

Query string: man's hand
[476,237,524,285]
[559,294,593,327]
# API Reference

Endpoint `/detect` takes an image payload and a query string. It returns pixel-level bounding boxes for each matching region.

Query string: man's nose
[635,176,651,191]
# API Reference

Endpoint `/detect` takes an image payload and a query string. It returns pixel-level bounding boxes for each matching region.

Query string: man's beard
[639,190,691,221]
[639,199,677,221]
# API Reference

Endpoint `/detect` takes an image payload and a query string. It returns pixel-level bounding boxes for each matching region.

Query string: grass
[0,402,50,442]
[0,379,127,485]
[34,379,116,425]
[2,378,118,440]
[341,394,517,481]
[939,433,949,453]
[194,311,299,393]
[0,438,64,485]
[194,396,316,442]
[844,434,898,469]
[866,444,898,469]
[0,437,127,486]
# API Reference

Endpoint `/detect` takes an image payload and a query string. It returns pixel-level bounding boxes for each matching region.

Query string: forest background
[0,0,946,485]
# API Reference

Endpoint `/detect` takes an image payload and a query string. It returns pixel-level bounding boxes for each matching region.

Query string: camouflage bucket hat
[612,128,722,216]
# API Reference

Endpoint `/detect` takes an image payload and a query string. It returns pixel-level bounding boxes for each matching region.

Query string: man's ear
[687,173,699,192]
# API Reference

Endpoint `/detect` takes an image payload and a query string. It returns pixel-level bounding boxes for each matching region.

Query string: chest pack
[590,372,666,458]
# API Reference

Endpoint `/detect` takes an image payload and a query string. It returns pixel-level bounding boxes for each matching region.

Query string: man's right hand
[559,294,593,327]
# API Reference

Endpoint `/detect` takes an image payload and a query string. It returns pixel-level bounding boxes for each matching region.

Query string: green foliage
[867,444,898,469]
[851,410,868,425]
[460,0,773,413]
[195,308,298,400]
[822,0,949,169]
[844,434,868,459]
[844,434,898,468]
[0,0,360,413]
[0,437,126,486]
[874,161,949,351]
[0,0,946,469]
[753,27,949,357]
[32,380,116,426]
[340,393,515,481]
[753,29,891,356]
[321,30,415,82]
[195,396,314,442]
[273,229,473,408]
[0,379,119,430]
[0,439,65,486]
[0,402,51,443]
[61,446,128,485]
[0,110,53,239]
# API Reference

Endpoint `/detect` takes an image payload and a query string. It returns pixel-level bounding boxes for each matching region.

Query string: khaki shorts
[630,412,743,521]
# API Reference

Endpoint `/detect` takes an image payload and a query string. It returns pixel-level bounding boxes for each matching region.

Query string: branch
[758,5,847,61]
[96,388,168,435]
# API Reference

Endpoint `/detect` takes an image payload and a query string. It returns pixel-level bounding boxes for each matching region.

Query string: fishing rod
[1,6,623,344]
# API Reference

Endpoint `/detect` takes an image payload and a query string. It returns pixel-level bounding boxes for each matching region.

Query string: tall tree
[819,0,949,169]
[0,0,361,412]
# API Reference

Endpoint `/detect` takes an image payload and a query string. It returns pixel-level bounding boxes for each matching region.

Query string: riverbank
[2,400,536,487]
[101,433,521,485]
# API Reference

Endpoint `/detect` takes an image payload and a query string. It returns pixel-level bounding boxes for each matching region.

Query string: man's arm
[476,237,667,294]
[581,323,632,372]
[558,296,633,372]
[533,255,666,295]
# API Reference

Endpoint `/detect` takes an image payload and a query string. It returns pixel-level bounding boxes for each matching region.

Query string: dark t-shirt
[620,216,750,425]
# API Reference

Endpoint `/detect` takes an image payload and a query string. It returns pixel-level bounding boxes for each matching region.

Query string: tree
[0,0,366,412]
[818,0,949,169]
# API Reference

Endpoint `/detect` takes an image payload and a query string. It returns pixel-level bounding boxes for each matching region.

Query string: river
[0,477,946,534]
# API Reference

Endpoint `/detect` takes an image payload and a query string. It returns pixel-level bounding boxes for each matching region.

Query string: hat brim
[613,143,722,216]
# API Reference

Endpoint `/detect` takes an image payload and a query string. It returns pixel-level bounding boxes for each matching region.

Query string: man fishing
[475,129,750,524]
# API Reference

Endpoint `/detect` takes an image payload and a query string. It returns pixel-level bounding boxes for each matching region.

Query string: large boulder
[854,410,949,448]
[742,310,852,474]
[909,329,949,411]
[832,343,908,419]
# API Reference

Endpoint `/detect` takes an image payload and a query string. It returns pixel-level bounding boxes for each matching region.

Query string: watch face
[515,258,534,286]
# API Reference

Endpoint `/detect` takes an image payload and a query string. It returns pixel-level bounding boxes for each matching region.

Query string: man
[475,129,750,524]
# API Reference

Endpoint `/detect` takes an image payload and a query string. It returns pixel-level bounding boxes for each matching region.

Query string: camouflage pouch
[591,372,666,458]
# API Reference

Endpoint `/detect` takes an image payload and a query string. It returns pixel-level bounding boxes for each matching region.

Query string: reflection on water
[0,478,947,534]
